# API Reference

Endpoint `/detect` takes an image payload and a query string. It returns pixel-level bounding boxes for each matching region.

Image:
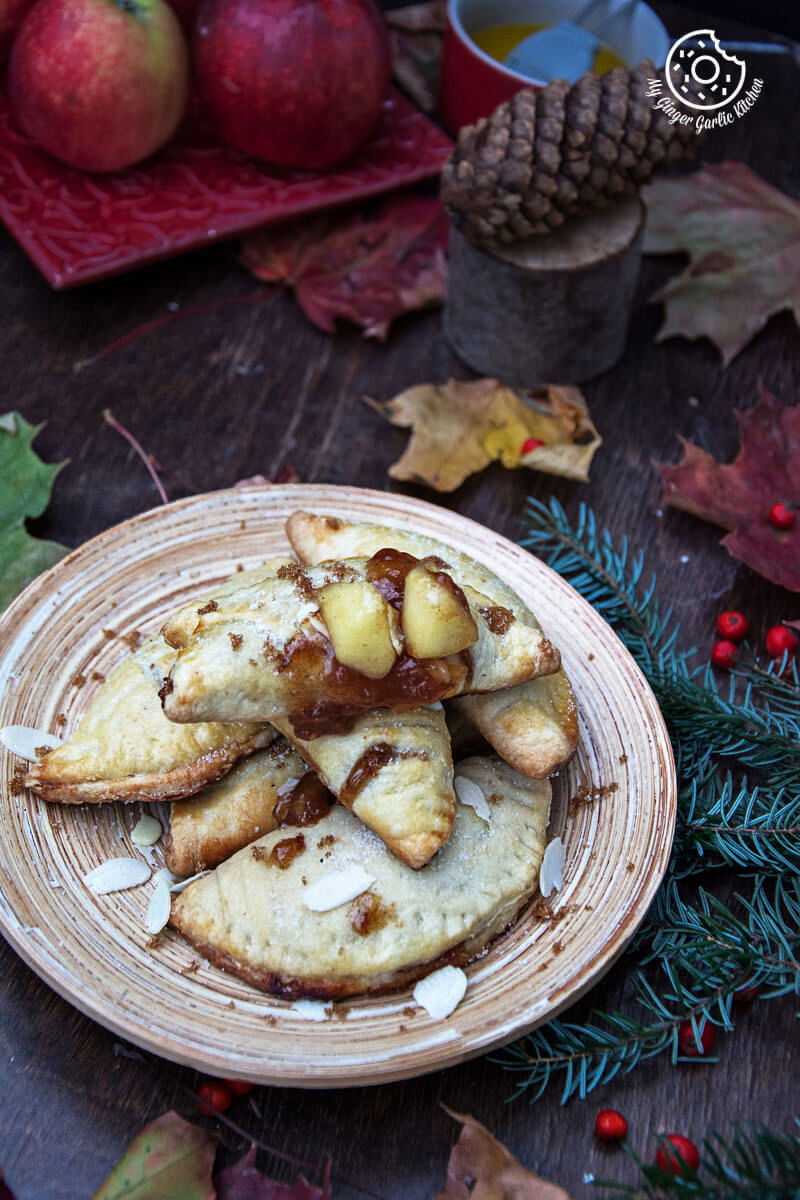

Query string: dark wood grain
[2,3,799,1196]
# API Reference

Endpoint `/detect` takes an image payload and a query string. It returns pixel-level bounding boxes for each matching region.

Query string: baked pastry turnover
[24,636,274,805]
[169,756,550,999]
[286,512,578,777]
[160,553,560,733]
[272,704,455,869]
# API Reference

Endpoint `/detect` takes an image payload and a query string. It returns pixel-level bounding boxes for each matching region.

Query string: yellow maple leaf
[366,378,601,492]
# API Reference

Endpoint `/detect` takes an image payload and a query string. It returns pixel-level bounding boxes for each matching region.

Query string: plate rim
[0,484,677,1086]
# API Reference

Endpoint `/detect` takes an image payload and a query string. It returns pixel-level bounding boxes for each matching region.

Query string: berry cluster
[594,1107,701,1176]
[711,609,798,672]
[198,1076,255,1115]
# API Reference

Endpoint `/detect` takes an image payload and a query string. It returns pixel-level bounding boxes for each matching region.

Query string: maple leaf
[386,0,446,113]
[643,161,800,366]
[0,413,68,612]
[367,378,601,492]
[215,1147,332,1200]
[435,1110,574,1199]
[657,383,800,592]
[239,195,448,340]
[89,1111,216,1200]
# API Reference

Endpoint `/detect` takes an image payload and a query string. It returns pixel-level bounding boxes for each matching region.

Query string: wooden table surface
[2,5,798,1196]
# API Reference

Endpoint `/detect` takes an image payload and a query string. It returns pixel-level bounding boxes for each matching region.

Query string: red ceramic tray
[0,88,452,289]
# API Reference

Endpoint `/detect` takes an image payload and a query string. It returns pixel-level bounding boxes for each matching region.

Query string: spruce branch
[501,500,800,1111]
[595,1123,800,1198]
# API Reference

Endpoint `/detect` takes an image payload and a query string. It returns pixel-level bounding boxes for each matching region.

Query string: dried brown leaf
[239,196,448,340]
[657,382,800,591]
[643,161,800,366]
[435,1109,574,1199]
[368,379,600,491]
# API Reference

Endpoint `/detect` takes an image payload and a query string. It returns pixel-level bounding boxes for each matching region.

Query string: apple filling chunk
[318,581,398,679]
[401,565,479,658]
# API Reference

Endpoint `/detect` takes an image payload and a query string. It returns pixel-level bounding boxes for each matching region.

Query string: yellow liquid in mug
[472,22,627,76]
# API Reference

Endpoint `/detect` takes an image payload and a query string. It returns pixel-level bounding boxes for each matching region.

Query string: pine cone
[441,61,698,249]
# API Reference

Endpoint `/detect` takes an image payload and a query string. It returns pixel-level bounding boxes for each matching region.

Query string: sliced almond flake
[169,870,210,893]
[154,866,179,888]
[83,858,151,895]
[454,774,491,823]
[145,876,172,934]
[291,999,332,1022]
[539,836,566,898]
[413,965,467,1020]
[276,777,300,797]
[0,726,63,759]
[131,815,163,846]
[303,866,375,912]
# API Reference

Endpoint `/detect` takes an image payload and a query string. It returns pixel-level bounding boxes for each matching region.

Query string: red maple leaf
[239,194,448,339]
[657,383,800,592]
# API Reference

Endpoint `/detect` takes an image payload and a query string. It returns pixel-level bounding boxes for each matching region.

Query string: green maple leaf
[0,412,68,612]
[90,1112,216,1200]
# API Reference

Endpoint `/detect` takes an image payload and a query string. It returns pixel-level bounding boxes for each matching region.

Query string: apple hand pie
[160,553,560,733]
[165,738,320,876]
[272,704,455,870]
[24,636,274,805]
[286,511,578,777]
[169,756,551,999]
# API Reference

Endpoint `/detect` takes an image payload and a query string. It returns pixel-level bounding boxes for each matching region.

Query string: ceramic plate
[0,485,675,1086]
[0,90,452,289]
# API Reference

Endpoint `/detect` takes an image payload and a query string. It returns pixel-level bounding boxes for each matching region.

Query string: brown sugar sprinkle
[402,1006,416,1019]
[35,745,52,758]
[101,628,116,639]
[567,780,618,817]
[145,935,162,950]
[317,834,336,849]
[264,1014,277,1026]
[56,714,66,727]
[197,600,218,616]
[588,652,595,661]
[90,671,105,682]
[326,561,359,582]
[180,960,200,976]
[71,674,86,688]
[10,772,25,795]
[626,861,636,873]
[322,516,343,530]
[619,753,628,764]
[489,792,503,805]
[552,941,563,954]
[239,519,247,530]
[248,658,258,668]
[228,632,243,651]
[235,564,244,572]
[277,561,314,599]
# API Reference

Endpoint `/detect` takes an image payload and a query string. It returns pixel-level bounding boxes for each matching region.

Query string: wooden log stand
[445,197,645,386]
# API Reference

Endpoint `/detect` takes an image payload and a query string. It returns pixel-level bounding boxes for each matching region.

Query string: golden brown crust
[25,727,275,806]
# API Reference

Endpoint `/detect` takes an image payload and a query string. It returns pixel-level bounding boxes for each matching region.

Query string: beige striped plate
[0,485,675,1086]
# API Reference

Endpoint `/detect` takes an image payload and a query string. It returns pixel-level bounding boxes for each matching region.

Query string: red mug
[439,0,670,133]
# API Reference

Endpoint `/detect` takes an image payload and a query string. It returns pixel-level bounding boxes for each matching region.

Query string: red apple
[192,0,392,170]
[0,0,36,60]
[8,0,190,172]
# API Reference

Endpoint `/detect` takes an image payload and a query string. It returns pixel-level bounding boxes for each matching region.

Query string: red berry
[198,1081,232,1114]
[656,1134,700,1175]
[223,1078,255,1095]
[711,640,737,669]
[733,978,760,1004]
[677,1019,716,1056]
[769,502,796,530]
[716,610,748,641]
[520,437,545,456]
[594,1109,628,1142]
[765,625,799,659]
